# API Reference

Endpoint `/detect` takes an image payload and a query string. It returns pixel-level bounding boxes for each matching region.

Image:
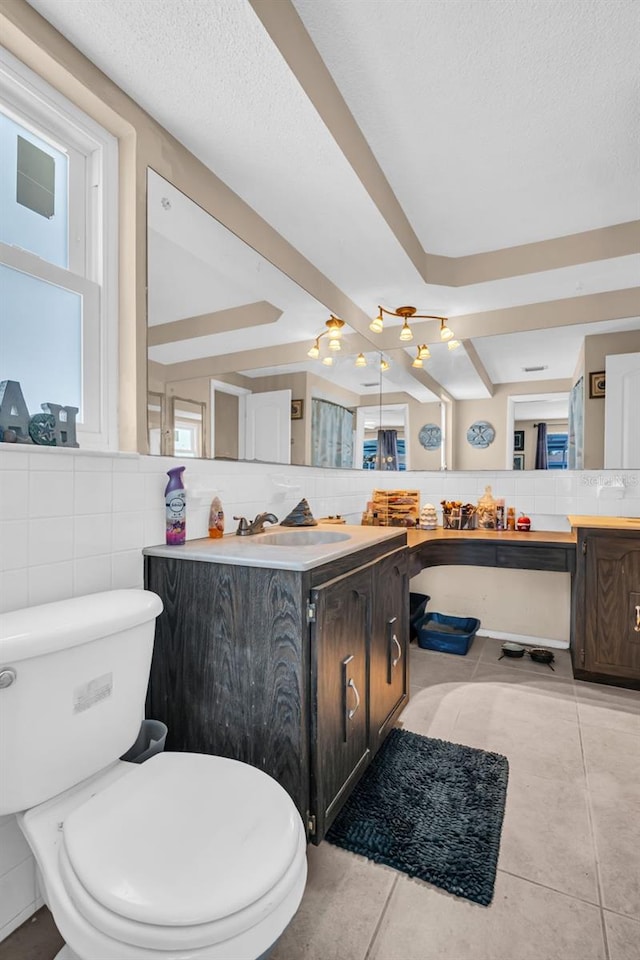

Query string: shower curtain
[535,422,548,469]
[311,398,354,468]
[377,429,399,470]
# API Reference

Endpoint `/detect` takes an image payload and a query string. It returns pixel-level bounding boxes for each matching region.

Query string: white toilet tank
[0,589,163,816]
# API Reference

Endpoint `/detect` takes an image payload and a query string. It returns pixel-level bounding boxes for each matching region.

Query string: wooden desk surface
[406,528,576,551]
[568,515,640,532]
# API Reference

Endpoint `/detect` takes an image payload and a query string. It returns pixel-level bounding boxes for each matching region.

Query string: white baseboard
[0,898,41,942]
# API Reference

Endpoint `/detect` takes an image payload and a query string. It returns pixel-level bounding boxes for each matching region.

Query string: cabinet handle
[387,616,398,683]
[635,604,640,633]
[342,655,357,741]
[391,634,402,668]
[347,678,360,720]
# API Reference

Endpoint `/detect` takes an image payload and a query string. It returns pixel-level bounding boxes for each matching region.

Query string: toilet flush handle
[0,668,17,688]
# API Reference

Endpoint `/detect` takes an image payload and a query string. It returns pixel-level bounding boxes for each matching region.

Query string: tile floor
[2,637,638,960]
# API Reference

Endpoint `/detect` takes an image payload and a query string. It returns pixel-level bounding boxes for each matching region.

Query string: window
[0,48,118,449]
[547,432,568,470]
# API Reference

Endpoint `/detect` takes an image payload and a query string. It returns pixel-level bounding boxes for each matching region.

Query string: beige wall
[453,380,571,470]
[411,567,571,644]
[515,419,568,471]
[214,391,239,460]
[583,329,640,469]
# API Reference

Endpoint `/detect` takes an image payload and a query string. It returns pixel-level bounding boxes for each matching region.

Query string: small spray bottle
[208,496,224,539]
[165,466,186,545]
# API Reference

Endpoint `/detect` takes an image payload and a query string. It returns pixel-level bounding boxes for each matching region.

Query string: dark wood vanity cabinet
[144,539,409,842]
[369,550,409,751]
[572,528,640,688]
[310,566,370,840]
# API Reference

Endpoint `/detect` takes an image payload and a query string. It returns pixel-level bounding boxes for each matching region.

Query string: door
[369,549,409,752]
[584,533,640,681]
[604,352,640,468]
[310,566,370,841]
[245,389,291,464]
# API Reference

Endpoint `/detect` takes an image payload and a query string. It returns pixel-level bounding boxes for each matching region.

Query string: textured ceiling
[293,0,640,255]
[25,0,640,402]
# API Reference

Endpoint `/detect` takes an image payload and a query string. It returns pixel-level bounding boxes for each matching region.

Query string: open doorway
[506,393,569,470]
[355,403,410,471]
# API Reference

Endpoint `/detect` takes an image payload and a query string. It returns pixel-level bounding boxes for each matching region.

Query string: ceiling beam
[153,331,375,382]
[426,221,640,287]
[461,340,494,397]
[250,4,639,288]
[369,288,640,349]
[387,348,454,403]
[147,301,282,346]
[249,0,425,279]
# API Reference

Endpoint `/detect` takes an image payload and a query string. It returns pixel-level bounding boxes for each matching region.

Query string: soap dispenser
[208,496,224,539]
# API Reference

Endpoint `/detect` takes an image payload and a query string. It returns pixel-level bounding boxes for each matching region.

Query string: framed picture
[513,453,525,470]
[589,371,606,399]
[513,429,525,452]
[291,399,304,420]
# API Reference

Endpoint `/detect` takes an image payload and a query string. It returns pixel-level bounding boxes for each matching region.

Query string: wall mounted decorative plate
[466,421,495,448]
[418,423,442,449]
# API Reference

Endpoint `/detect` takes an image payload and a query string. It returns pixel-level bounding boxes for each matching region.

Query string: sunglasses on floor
[498,643,555,670]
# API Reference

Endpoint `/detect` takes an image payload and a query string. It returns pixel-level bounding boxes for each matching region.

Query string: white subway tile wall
[0,443,639,938]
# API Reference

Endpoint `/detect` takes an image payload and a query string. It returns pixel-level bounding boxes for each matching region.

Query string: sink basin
[255,531,351,546]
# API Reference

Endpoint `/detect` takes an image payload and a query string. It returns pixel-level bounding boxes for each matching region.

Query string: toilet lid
[62,752,302,927]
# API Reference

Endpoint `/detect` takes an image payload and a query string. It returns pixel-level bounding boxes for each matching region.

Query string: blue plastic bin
[409,593,430,641]
[415,611,481,656]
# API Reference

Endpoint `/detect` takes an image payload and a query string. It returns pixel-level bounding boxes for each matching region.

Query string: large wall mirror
[147,170,640,471]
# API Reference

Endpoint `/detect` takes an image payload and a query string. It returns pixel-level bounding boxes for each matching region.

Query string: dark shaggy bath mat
[326,728,509,905]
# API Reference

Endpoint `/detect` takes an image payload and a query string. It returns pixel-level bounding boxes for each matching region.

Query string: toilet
[0,589,307,960]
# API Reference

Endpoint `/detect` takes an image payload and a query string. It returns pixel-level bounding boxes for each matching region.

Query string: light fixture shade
[370,311,384,334]
[411,356,423,368]
[355,353,367,367]
[418,344,431,360]
[399,319,413,342]
[380,358,390,372]
[440,319,454,341]
[328,337,341,351]
[307,340,320,359]
[322,356,334,366]
[447,339,461,350]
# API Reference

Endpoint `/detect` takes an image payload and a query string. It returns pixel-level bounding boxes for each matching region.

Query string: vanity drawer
[496,544,570,572]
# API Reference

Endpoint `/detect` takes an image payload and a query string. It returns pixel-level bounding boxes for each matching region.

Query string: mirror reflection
[147,170,640,470]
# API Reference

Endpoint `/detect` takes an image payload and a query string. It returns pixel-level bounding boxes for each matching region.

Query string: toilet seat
[59,752,306,951]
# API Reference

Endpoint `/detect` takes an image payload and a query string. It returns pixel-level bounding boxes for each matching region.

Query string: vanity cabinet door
[369,548,409,752]
[583,533,640,682]
[310,566,371,841]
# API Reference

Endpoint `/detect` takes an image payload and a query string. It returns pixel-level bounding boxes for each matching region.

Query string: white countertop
[143,523,406,571]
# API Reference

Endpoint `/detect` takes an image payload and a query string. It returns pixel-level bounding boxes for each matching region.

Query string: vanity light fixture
[355,353,367,367]
[307,316,345,361]
[447,339,461,350]
[322,356,334,366]
[370,305,454,344]
[380,356,390,372]
[418,344,431,360]
[411,354,423,368]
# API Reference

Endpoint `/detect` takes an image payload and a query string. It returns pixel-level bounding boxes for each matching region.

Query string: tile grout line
[575,711,611,960]
[496,868,601,911]
[363,873,399,960]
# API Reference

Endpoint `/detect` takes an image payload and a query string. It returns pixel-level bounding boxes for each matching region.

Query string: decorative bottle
[208,496,224,539]
[165,466,186,545]
[477,485,497,529]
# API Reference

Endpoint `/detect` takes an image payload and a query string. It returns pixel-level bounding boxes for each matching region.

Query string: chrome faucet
[233,512,279,536]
